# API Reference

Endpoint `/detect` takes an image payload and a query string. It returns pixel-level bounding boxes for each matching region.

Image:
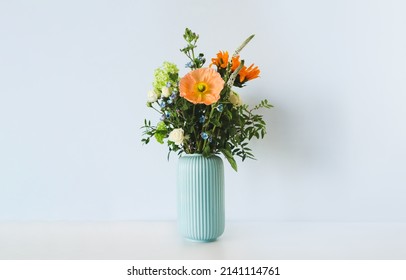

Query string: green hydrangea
[154,121,168,144]
[153,62,179,92]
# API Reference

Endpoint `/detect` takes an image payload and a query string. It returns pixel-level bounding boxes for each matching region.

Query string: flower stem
[151,104,162,114]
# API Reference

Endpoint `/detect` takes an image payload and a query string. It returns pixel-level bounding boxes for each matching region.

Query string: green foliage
[141,119,154,145]
[180,28,206,69]
[220,148,238,172]
[154,121,167,144]
[142,28,273,171]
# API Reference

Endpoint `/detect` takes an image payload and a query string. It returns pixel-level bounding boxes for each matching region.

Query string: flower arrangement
[142,28,272,171]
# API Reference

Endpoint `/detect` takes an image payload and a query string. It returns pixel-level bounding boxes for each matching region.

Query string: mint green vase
[177,154,225,242]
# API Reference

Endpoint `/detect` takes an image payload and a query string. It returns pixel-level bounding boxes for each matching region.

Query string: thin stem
[151,103,162,114]
[200,105,216,152]
[191,47,196,62]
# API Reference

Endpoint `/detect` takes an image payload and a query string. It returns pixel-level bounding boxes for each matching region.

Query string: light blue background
[1,0,405,222]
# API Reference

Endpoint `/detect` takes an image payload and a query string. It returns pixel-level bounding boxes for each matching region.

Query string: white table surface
[0,221,405,260]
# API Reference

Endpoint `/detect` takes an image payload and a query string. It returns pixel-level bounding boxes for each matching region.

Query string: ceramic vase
[177,154,225,242]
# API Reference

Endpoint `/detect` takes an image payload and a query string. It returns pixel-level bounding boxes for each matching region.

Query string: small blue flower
[185,61,193,68]
[216,104,224,112]
[199,115,206,123]
[201,132,209,140]
[165,112,170,118]
[170,92,177,99]
[166,82,172,87]
[208,136,213,143]
[160,102,166,108]
[167,99,173,104]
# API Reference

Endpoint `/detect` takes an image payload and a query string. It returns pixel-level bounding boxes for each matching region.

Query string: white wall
[1,0,405,222]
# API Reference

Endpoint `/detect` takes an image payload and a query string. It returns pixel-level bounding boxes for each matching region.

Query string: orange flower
[179,68,225,105]
[238,63,260,82]
[210,51,229,68]
[231,55,241,71]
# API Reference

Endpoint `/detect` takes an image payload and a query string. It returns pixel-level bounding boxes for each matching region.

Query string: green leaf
[220,148,238,172]
[203,144,211,157]
[168,72,178,81]
[181,103,189,111]
[210,118,221,127]
[225,109,232,120]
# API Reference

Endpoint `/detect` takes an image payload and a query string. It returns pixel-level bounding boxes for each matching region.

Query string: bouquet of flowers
[142,28,272,171]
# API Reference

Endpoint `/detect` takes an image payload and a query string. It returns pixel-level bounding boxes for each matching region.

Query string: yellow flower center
[196,82,208,93]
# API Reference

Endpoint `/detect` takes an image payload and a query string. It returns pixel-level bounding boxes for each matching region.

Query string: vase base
[185,238,217,243]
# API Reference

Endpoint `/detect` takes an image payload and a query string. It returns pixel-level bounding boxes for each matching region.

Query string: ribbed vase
[177,154,225,242]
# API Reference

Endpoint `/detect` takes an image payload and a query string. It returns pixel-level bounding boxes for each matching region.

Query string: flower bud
[147,90,158,103]
[161,86,171,98]
[229,91,242,106]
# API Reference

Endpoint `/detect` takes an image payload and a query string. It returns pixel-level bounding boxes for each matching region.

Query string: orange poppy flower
[238,63,260,82]
[210,51,229,68]
[179,68,225,105]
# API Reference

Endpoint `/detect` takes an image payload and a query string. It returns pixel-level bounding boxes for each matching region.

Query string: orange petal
[179,68,224,105]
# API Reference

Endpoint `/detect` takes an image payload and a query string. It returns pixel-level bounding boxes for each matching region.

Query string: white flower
[147,90,158,103]
[168,128,184,145]
[161,86,171,98]
[229,91,242,106]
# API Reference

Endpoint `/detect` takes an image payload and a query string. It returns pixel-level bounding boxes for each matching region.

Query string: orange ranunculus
[210,51,229,68]
[238,63,260,82]
[179,68,225,105]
